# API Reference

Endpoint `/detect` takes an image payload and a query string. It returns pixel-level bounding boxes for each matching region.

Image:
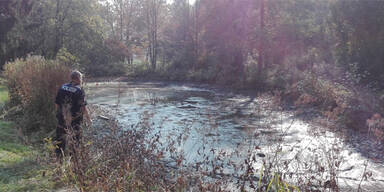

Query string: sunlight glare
[166,0,196,5]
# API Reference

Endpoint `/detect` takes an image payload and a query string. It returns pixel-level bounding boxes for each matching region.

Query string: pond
[87,81,384,191]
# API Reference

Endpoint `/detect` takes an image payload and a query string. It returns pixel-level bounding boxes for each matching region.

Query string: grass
[0,86,8,103]
[0,83,59,191]
[0,85,8,110]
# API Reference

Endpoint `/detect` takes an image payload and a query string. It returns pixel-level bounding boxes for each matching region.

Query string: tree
[0,0,114,75]
[0,0,34,68]
[144,0,164,71]
[257,0,265,74]
[332,0,384,87]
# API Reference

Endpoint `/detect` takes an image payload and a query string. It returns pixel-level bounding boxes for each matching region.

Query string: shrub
[85,61,128,77]
[82,41,129,77]
[3,55,71,139]
[128,60,151,77]
[56,47,80,69]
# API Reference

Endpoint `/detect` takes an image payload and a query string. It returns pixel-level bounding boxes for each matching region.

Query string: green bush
[3,56,71,139]
[56,47,80,69]
[82,41,129,77]
[129,60,151,77]
[85,60,128,77]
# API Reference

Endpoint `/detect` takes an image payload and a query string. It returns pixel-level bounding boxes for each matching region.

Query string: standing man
[55,70,91,157]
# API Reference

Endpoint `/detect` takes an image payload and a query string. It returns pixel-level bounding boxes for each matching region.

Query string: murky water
[86,81,384,191]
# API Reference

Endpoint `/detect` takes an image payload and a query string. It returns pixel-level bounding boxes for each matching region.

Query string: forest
[1,0,382,85]
[0,0,384,191]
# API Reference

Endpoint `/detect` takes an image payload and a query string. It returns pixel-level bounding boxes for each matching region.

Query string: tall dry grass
[48,111,176,191]
[3,55,71,138]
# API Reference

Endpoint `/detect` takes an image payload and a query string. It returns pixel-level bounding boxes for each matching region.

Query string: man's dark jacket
[55,83,87,123]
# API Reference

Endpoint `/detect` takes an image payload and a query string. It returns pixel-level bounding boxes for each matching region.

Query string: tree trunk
[193,0,200,70]
[146,0,159,71]
[54,0,61,57]
[257,0,264,74]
